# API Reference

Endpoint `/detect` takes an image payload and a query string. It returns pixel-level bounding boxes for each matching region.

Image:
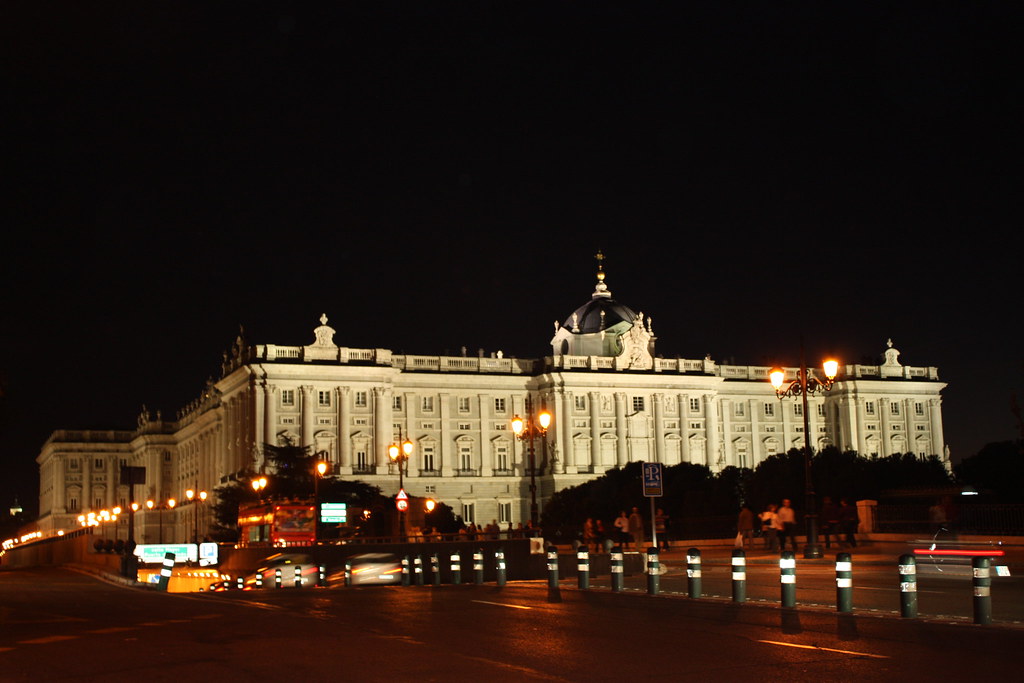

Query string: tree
[955,440,1024,503]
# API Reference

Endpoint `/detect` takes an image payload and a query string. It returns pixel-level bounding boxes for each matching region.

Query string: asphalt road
[2,566,1023,682]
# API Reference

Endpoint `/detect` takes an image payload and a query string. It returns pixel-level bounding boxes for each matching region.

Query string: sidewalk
[587,534,1024,569]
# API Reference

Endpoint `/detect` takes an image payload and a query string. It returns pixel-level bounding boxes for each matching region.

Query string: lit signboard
[321,502,347,524]
[134,543,219,566]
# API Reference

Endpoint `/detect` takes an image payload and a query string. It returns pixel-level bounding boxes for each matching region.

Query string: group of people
[735,497,859,552]
[580,507,671,553]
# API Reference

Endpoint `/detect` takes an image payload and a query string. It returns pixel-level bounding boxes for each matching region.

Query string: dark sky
[2,3,1019,514]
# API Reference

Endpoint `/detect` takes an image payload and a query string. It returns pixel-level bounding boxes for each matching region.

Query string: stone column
[703,394,718,469]
[560,390,575,474]
[478,394,492,477]
[856,395,867,455]
[930,398,946,461]
[374,387,391,468]
[262,382,275,447]
[719,398,731,468]
[589,391,602,469]
[879,397,891,456]
[678,394,690,463]
[337,386,351,474]
[614,393,628,467]
[653,392,665,464]
[301,386,315,449]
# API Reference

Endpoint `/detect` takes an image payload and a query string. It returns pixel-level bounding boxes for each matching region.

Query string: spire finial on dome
[593,249,611,298]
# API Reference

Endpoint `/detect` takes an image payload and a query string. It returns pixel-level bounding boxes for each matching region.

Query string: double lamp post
[769,350,839,559]
[511,399,551,528]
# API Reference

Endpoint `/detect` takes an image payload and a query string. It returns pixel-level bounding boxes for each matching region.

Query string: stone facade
[34,270,947,541]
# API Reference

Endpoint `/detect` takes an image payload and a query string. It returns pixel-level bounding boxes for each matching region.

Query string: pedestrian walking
[777,498,798,552]
[821,496,840,549]
[654,508,670,550]
[838,498,858,547]
[736,504,755,549]
[614,510,631,547]
[760,503,779,551]
[629,507,645,552]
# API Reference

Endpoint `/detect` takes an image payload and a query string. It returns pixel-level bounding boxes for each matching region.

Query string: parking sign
[642,462,663,497]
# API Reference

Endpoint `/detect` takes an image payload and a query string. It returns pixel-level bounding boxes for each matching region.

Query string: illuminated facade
[34,263,947,539]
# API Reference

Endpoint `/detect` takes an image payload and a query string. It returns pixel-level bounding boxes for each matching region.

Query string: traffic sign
[396,488,409,512]
[642,462,663,497]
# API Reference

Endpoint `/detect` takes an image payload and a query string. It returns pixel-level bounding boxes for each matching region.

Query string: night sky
[3,3,1018,514]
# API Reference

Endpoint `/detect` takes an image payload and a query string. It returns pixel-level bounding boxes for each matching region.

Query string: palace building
[35,259,947,541]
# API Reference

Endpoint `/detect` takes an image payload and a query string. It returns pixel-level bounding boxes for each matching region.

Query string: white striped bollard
[646,547,660,595]
[414,556,424,586]
[836,552,853,613]
[731,549,746,603]
[473,549,484,585]
[495,548,506,587]
[546,546,559,589]
[973,556,992,625]
[686,548,702,599]
[610,546,624,592]
[577,546,590,589]
[780,551,796,608]
[898,554,917,618]
[157,552,175,591]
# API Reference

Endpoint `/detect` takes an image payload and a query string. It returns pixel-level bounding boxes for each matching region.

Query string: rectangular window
[422,446,435,471]
[318,390,331,407]
[355,450,368,469]
[734,402,745,417]
[865,402,875,415]
[422,396,434,412]
[458,422,471,431]
[281,390,295,406]
[496,445,510,471]
[689,397,701,413]
[817,404,825,417]
[94,458,104,469]
[393,396,402,411]
[459,445,473,471]
[574,395,587,411]
[69,497,78,511]
[764,403,775,417]
[458,397,471,413]
[354,391,368,408]
[915,402,925,416]
[632,396,645,412]
[794,403,803,417]
[462,503,475,525]
[494,397,506,413]
[890,402,900,415]
[498,502,512,524]
[690,421,702,430]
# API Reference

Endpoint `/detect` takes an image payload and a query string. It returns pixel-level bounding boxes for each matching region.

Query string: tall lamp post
[388,430,414,541]
[313,456,328,544]
[511,399,552,528]
[186,489,196,544]
[146,498,176,544]
[769,350,839,559]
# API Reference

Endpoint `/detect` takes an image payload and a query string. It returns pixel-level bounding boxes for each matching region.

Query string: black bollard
[836,552,853,613]
[294,564,303,588]
[275,567,282,589]
[344,560,352,587]
[473,549,485,585]
[610,545,624,592]
[973,556,992,625]
[731,548,746,603]
[431,554,440,586]
[780,551,796,608]
[450,551,462,585]
[577,547,590,590]
[898,554,917,618]
[646,547,660,595]
[495,548,507,587]
[686,548,702,599]
[546,546,559,590]
[318,565,326,588]
[157,552,175,592]
[401,556,410,587]
[414,556,424,586]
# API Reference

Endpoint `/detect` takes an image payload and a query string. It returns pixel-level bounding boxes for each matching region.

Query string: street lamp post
[198,490,207,542]
[314,455,328,544]
[511,398,552,529]
[388,430,414,541]
[769,348,840,560]
[186,489,196,544]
